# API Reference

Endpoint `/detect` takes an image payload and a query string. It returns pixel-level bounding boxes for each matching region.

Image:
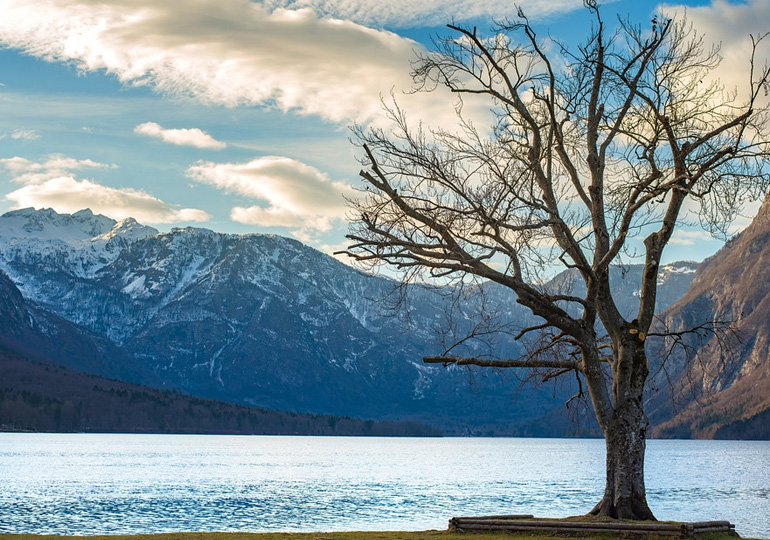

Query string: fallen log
[447,515,738,537]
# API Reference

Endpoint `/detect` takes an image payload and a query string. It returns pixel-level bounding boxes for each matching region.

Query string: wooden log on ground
[448,515,738,537]
[453,518,682,531]
[453,514,534,520]
[689,521,733,527]
[450,523,683,535]
[691,526,732,532]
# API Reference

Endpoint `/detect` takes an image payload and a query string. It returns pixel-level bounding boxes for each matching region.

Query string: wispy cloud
[187,156,354,240]
[262,0,584,27]
[0,154,210,224]
[660,0,770,104]
[134,122,226,149]
[669,229,714,246]
[0,154,116,185]
[0,0,482,128]
[2,129,41,140]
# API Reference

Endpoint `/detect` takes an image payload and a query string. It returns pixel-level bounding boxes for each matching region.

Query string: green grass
[0,531,756,540]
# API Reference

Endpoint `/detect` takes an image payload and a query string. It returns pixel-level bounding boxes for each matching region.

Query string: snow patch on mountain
[122,275,148,298]
[0,207,115,241]
[657,261,698,285]
[95,217,158,244]
[0,208,159,280]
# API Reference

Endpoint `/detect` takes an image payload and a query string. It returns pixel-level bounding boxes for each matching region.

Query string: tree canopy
[342,1,770,520]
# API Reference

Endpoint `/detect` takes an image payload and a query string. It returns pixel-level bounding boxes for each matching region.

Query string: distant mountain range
[0,205,766,438]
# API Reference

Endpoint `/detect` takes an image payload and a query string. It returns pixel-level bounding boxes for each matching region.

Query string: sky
[0,0,768,265]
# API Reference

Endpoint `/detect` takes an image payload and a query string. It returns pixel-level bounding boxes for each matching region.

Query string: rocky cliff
[651,196,770,438]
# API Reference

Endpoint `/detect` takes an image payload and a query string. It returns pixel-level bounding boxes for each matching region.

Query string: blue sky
[0,0,768,264]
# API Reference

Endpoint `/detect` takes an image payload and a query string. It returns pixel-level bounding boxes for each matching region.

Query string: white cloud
[0,154,116,185]
[0,0,501,132]
[660,0,770,104]
[134,122,226,149]
[317,239,356,263]
[652,0,770,252]
[5,176,211,224]
[263,0,583,27]
[727,198,764,234]
[1,154,210,224]
[2,129,41,140]
[669,229,714,246]
[0,0,459,126]
[187,156,354,240]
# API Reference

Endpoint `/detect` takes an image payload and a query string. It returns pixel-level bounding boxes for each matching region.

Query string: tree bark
[590,406,655,519]
[590,342,655,520]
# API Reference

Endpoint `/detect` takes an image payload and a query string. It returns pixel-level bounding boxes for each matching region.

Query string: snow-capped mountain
[547,260,698,320]
[0,208,157,281]
[0,208,522,431]
[0,207,700,434]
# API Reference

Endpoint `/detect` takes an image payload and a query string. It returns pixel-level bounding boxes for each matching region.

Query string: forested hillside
[0,351,440,436]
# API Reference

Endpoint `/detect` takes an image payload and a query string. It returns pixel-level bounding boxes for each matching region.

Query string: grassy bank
[0,531,755,540]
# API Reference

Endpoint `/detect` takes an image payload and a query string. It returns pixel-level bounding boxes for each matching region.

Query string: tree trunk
[590,343,656,521]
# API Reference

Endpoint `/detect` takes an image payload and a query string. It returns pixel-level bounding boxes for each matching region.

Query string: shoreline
[0,531,763,540]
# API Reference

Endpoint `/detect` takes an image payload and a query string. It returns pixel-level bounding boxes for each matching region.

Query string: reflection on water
[0,435,767,537]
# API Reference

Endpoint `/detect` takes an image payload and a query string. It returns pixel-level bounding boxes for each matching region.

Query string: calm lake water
[0,435,768,537]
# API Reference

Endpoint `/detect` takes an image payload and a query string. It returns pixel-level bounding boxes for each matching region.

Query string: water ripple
[0,435,767,537]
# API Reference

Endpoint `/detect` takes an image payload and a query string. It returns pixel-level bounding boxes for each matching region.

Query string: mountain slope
[0,207,699,434]
[0,351,439,436]
[651,196,770,438]
[0,267,146,383]
[0,209,536,431]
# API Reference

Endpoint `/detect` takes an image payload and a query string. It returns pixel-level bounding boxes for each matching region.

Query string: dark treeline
[0,351,440,436]
[713,408,770,440]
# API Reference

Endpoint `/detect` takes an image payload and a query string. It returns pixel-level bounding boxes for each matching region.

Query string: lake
[0,435,768,537]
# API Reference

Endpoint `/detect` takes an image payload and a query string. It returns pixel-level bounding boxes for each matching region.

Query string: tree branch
[423,355,579,370]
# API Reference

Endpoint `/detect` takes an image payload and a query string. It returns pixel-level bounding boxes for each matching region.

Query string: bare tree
[340,1,770,520]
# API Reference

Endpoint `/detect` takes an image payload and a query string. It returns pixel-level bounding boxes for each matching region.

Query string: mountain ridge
[0,206,714,435]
